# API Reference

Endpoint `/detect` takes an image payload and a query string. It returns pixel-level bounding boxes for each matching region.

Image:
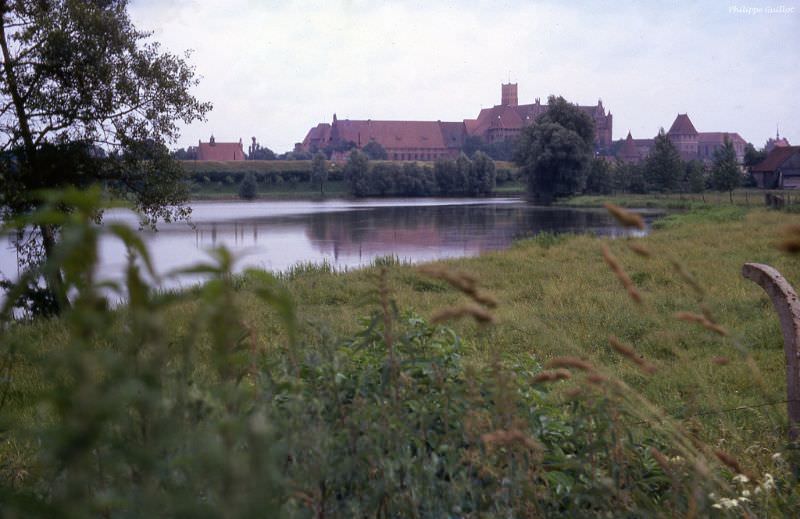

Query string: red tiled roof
[196,140,245,161]
[697,132,746,145]
[302,123,332,148]
[750,146,800,172]
[667,114,698,136]
[469,103,546,136]
[332,119,464,150]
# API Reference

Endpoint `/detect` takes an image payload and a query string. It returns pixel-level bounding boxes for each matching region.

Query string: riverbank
[563,189,789,209]
[4,205,798,478]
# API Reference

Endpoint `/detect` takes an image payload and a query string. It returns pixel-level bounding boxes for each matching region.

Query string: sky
[128,0,800,153]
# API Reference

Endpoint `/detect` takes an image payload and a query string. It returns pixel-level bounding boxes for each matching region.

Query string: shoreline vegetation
[3,200,800,514]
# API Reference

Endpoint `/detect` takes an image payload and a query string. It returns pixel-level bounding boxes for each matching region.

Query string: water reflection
[0,198,658,291]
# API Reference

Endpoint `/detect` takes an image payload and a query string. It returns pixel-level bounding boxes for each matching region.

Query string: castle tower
[501,83,518,107]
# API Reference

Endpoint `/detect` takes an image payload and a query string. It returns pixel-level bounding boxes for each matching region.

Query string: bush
[238,172,257,199]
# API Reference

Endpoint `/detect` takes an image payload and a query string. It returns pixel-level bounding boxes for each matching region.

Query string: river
[1,197,659,294]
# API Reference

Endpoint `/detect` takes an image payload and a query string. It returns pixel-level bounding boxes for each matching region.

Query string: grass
[232,206,799,473]
[4,205,799,477]
[563,189,793,209]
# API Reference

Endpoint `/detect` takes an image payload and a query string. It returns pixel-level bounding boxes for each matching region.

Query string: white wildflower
[717,497,740,509]
[771,452,782,461]
[732,474,749,484]
[741,489,751,498]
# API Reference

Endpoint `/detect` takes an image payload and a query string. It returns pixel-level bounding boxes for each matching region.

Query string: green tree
[311,151,328,195]
[238,172,257,200]
[743,142,767,167]
[344,150,370,196]
[685,160,706,193]
[644,130,683,192]
[0,0,209,309]
[361,141,388,160]
[514,96,594,204]
[711,137,741,203]
[469,151,496,196]
[585,158,613,195]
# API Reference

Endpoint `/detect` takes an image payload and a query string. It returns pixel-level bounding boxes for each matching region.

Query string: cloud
[128,0,800,152]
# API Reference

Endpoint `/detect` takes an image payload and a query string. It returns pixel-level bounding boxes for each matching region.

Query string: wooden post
[742,263,800,476]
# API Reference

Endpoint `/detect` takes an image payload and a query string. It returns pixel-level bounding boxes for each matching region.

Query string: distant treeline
[342,151,514,197]
[180,157,518,197]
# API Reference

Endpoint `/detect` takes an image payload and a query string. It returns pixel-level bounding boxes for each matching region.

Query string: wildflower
[712,497,740,509]
[732,474,749,484]
[771,452,782,461]
[741,489,751,498]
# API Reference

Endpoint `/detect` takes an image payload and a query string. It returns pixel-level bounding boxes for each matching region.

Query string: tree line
[341,150,497,197]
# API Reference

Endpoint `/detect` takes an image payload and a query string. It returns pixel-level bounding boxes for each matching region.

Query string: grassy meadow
[7,207,799,465]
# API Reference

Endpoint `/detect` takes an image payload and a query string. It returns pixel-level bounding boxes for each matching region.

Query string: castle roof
[667,114,698,136]
[302,123,332,148]
[697,132,746,145]
[750,146,800,172]
[196,139,245,161]
[332,119,464,150]
[619,131,640,159]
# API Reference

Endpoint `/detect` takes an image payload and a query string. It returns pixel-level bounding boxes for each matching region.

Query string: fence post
[742,263,800,477]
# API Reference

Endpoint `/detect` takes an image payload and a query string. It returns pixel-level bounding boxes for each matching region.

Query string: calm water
[0,198,659,292]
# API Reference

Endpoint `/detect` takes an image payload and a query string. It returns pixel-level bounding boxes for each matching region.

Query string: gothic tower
[501,83,518,107]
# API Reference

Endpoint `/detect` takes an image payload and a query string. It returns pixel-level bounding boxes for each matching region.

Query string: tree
[685,160,706,193]
[584,158,613,195]
[361,141,388,160]
[514,96,594,204]
[612,161,647,194]
[238,172,257,200]
[743,142,767,167]
[644,130,683,192]
[468,151,496,196]
[711,137,741,202]
[0,0,210,309]
[311,152,328,195]
[344,150,370,196]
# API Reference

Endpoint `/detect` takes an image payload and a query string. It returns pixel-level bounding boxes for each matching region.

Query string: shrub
[238,172,257,199]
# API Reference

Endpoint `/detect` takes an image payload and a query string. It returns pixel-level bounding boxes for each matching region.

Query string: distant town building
[615,113,746,164]
[750,146,800,189]
[196,135,245,161]
[298,83,613,161]
[765,128,790,153]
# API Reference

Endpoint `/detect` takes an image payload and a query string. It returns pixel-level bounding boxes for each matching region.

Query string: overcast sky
[128,0,799,153]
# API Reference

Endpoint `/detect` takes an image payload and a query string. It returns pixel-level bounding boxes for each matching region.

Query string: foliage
[644,130,683,192]
[744,142,767,167]
[584,158,613,195]
[515,96,595,204]
[343,149,371,196]
[611,161,648,194]
[685,160,706,193]
[238,172,258,200]
[711,137,742,201]
[0,0,209,311]
[468,151,497,196]
[311,151,328,195]
[462,135,518,161]
[361,141,388,160]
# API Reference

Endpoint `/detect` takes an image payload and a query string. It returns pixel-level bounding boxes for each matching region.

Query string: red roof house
[196,136,245,161]
[750,146,800,189]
